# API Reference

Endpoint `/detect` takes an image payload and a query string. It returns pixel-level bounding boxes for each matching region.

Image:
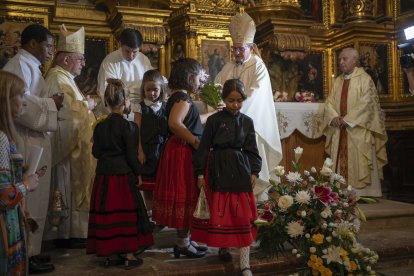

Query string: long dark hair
[168,58,201,93]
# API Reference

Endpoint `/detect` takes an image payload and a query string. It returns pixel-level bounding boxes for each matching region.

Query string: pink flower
[313,185,338,205]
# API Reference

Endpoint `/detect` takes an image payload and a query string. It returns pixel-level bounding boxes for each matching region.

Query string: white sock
[240,246,252,276]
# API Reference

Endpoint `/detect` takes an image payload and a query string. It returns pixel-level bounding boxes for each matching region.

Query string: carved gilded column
[186,31,197,59]
[158,45,166,76]
[343,0,375,22]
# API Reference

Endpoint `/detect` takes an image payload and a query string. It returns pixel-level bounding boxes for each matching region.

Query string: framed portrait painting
[358,42,390,95]
[201,40,230,82]
[141,43,159,69]
[399,0,414,14]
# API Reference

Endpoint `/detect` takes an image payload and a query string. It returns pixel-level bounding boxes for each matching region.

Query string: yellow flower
[350,261,358,271]
[320,267,333,276]
[312,233,325,245]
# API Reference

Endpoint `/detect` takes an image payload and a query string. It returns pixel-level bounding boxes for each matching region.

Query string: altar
[275,102,326,171]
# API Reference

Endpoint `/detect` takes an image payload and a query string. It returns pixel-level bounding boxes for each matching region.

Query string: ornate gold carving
[269,33,311,52]
[247,0,303,24]
[343,0,374,22]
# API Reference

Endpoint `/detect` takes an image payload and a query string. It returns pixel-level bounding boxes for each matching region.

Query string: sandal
[218,247,232,262]
[124,258,143,270]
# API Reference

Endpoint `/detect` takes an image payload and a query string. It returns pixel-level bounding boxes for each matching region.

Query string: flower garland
[255,147,378,276]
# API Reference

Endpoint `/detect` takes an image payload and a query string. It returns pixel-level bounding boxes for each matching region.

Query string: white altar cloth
[275,102,325,139]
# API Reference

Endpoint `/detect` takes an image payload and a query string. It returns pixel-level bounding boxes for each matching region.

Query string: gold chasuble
[324,67,387,195]
[45,66,96,211]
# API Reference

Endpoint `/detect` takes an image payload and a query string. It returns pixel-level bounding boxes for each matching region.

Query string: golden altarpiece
[0,0,413,202]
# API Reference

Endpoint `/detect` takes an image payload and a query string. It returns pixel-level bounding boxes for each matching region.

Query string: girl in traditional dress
[192,79,261,276]
[86,79,153,269]
[152,58,216,258]
[135,70,167,220]
[0,70,39,274]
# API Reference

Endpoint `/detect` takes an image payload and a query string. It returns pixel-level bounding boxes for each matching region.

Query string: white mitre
[57,24,85,54]
[229,12,260,57]
[229,12,256,44]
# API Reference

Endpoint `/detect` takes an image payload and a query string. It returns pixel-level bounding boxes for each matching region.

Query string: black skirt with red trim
[86,174,153,256]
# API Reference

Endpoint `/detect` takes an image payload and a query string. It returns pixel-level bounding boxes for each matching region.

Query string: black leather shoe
[190,241,208,252]
[29,257,55,274]
[173,245,206,259]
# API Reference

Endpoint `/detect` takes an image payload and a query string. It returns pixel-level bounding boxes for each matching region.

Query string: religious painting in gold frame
[201,40,230,82]
[141,43,160,69]
[0,16,41,68]
[267,51,326,102]
[75,37,109,96]
[358,42,391,96]
[399,0,414,14]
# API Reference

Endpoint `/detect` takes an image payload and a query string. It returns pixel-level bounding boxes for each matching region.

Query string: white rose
[309,247,316,253]
[320,166,333,177]
[322,223,328,229]
[320,207,332,218]
[308,176,315,182]
[305,233,310,239]
[304,170,310,176]
[311,167,317,173]
[301,211,306,217]
[273,165,285,176]
[292,249,298,254]
[278,195,294,210]
[296,254,301,258]
[326,236,332,242]
[294,147,303,163]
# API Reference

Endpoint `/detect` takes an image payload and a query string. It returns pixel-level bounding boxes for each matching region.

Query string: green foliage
[199,82,223,109]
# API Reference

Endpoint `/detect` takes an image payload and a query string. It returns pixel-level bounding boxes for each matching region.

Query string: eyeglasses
[232,46,249,53]
[70,55,86,64]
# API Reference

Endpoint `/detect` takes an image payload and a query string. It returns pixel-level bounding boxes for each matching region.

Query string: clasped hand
[330,116,349,128]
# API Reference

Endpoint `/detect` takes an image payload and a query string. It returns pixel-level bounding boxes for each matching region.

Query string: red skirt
[192,188,258,248]
[152,136,198,229]
[140,175,155,191]
[87,174,153,256]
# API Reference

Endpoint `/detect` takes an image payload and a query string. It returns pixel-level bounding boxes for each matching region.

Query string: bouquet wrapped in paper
[199,82,223,109]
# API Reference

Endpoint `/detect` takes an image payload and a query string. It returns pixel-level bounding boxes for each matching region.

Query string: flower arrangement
[255,147,379,276]
[199,81,223,109]
[274,91,289,102]
[295,91,316,103]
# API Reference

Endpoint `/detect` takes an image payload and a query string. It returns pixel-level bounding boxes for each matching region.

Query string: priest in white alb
[97,28,152,121]
[215,12,282,201]
[324,47,387,197]
[44,25,96,246]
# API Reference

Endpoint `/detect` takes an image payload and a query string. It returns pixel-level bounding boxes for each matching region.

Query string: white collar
[19,49,41,67]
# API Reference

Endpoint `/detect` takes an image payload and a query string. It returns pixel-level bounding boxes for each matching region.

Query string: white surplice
[215,54,283,201]
[97,48,153,120]
[3,49,58,256]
